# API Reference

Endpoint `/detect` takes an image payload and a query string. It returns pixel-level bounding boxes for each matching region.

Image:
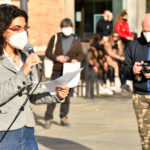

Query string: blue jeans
[0,126,38,150]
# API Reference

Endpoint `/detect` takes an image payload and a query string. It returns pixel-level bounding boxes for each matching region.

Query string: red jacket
[114,21,134,39]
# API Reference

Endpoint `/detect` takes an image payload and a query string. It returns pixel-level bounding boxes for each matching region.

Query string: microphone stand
[0,69,43,143]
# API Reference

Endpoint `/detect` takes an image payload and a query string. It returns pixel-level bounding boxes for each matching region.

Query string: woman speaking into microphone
[0,4,69,150]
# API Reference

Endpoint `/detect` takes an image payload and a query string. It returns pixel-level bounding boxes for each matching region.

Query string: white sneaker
[103,88,114,95]
[110,86,120,93]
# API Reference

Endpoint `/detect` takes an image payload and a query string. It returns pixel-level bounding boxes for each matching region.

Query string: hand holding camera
[133,61,143,74]
[133,61,150,81]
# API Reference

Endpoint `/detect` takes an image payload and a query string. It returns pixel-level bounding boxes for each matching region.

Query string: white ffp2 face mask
[62,27,73,36]
[7,31,28,50]
[143,32,150,43]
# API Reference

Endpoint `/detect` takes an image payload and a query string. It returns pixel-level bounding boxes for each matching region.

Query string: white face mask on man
[143,31,150,43]
[62,27,73,36]
[7,31,28,50]
[104,16,108,21]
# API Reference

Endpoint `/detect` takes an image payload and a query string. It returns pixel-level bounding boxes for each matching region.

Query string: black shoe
[121,84,131,92]
[44,120,52,129]
[60,117,69,126]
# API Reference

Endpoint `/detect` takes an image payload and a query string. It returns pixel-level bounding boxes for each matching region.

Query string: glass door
[146,0,150,12]
[75,0,112,41]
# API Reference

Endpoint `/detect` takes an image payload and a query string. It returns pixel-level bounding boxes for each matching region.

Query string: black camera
[135,61,150,82]
[142,61,150,73]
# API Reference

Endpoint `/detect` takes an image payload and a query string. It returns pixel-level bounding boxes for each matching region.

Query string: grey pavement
[32,92,142,150]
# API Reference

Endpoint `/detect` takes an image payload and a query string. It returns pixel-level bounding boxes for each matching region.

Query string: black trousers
[86,67,98,98]
[118,61,126,86]
[103,66,114,84]
[44,71,72,120]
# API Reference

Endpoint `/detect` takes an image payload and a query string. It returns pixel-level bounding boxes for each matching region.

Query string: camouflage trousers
[133,94,150,150]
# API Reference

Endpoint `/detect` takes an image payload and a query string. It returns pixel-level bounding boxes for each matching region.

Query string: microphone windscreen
[23,43,34,54]
[23,43,43,72]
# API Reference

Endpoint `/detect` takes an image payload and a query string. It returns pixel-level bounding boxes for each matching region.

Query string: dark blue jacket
[124,32,150,95]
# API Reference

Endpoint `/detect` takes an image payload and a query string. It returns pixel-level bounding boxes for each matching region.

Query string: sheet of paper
[63,62,81,88]
[44,68,83,95]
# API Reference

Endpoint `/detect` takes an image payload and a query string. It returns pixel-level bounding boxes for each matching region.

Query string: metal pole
[20,0,28,13]
[85,52,89,98]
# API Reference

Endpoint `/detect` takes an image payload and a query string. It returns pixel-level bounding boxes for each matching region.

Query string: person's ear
[3,31,11,42]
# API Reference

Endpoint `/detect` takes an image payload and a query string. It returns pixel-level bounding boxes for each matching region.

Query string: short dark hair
[60,18,73,28]
[0,4,28,56]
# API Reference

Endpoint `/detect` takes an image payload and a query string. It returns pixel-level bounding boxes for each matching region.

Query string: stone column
[64,0,75,32]
[136,0,146,36]
[0,0,11,4]
[122,0,127,9]
[127,0,146,36]
[126,0,137,34]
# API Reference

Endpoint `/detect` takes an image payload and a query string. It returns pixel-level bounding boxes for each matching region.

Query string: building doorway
[75,0,112,41]
[146,0,150,12]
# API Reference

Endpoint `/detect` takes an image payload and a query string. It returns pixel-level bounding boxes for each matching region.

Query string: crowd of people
[86,9,134,95]
[0,2,150,150]
[42,9,134,129]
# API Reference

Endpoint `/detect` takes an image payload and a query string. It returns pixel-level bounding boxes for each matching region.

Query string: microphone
[23,43,43,72]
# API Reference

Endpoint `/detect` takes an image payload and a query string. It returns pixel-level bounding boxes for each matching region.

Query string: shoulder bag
[44,34,57,78]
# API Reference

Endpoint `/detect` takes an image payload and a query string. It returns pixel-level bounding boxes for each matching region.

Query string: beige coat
[0,50,62,131]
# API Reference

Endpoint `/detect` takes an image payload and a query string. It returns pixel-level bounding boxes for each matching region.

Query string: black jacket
[124,32,150,94]
[96,16,112,36]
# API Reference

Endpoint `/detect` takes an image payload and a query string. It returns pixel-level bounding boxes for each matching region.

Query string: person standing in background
[44,18,85,129]
[96,10,113,42]
[114,10,134,49]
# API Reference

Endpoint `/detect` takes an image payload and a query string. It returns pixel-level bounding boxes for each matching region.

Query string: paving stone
[32,92,141,150]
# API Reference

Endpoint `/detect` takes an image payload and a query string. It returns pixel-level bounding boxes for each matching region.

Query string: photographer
[124,14,150,150]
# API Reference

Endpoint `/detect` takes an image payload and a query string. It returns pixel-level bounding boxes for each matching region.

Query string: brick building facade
[11,0,65,53]
[28,1,65,46]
